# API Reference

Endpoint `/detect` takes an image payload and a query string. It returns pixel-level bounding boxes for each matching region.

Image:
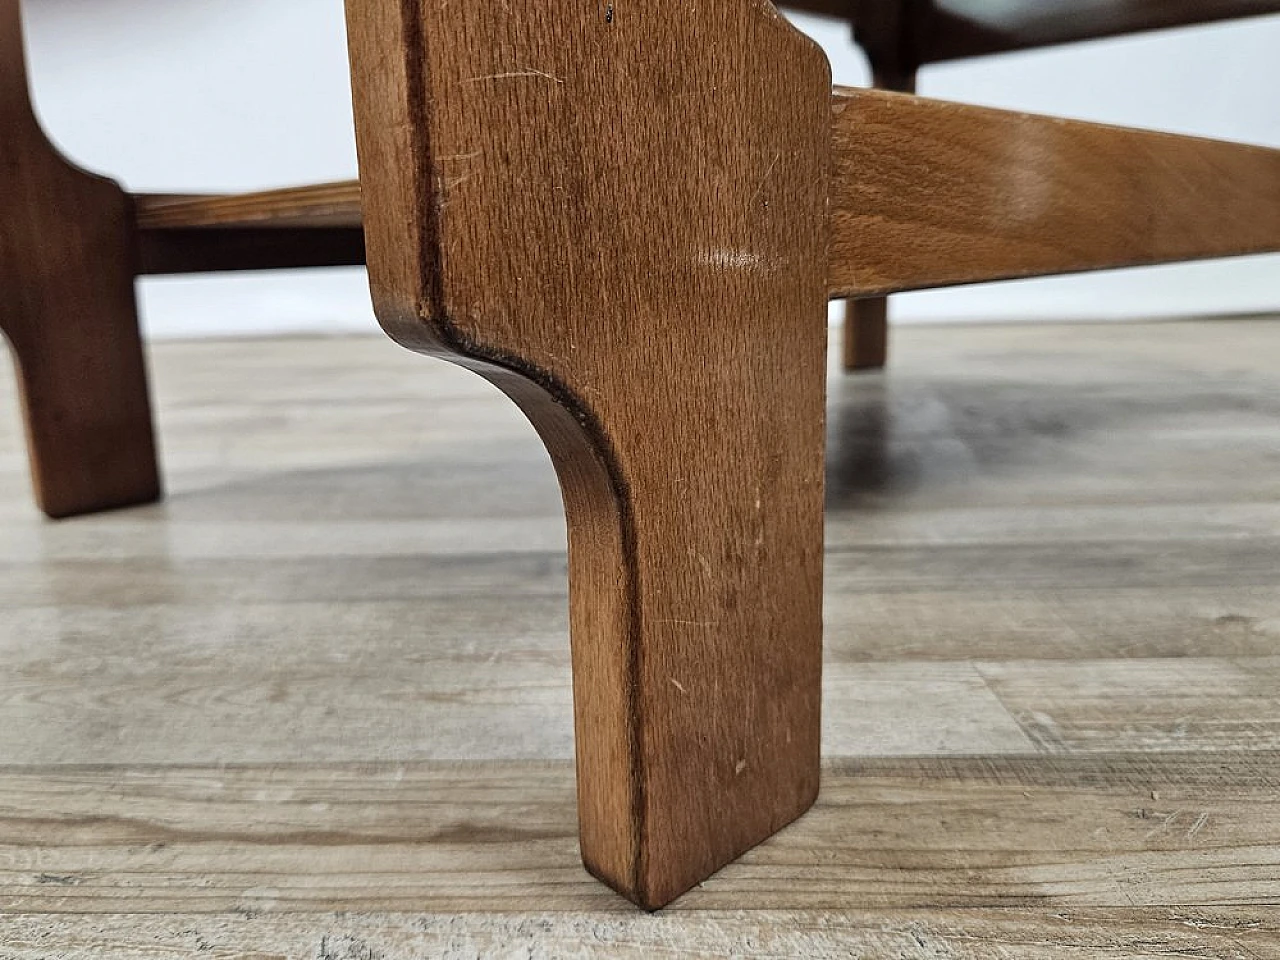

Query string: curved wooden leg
[347,0,829,908]
[0,0,159,518]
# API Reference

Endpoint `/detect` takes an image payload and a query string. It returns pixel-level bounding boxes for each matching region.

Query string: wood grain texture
[346,0,831,908]
[827,87,1280,298]
[3,908,1279,960]
[1,755,1279,913]
[133,182,366,275]
[126,88,1280,303]
[839,64,914,373]
[0,0,160,518]
[3,322,1280,950]
[134,181,362,230]
[979,658,1280,753]
[135,225,366,275]
[130,85,1280,299]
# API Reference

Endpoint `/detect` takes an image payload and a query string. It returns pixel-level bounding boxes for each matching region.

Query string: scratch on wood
[465,69,564,84]
[748,150,783,208]
[35,874,83,885]
[1143,809,1183,841]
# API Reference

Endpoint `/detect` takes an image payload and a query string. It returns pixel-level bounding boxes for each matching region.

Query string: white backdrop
[19,0,1280,338]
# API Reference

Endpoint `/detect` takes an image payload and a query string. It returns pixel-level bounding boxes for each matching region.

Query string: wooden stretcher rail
[827,88,1280,298]
[132,182,364,275]
[135,227,366,276]
[132,92,1280,294]
[135,182,363,230]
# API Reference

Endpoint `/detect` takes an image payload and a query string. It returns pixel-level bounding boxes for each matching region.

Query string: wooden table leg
[841,61,919,374]
[843,0,919,371]
[0,0,159,518]
[840,64,913,372]
[347,0,830,909]
[842,294,890,370]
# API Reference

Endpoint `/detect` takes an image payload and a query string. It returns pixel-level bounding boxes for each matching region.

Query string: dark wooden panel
[136,226,366,275]
[133,182,366,275]
[782,0,1280,62]
[924,0,1280,62]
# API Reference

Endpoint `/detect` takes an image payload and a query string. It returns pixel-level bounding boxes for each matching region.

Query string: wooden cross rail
[133,89,1280,295]
[826,88,1280,296]
[133,185,365,275]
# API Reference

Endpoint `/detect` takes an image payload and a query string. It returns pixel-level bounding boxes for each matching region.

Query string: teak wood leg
[843,0,919,372]
[0,0,159,518]
[347,0,830,908]
[842,294,891,371]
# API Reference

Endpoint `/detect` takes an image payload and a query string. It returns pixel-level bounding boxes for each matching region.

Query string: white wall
[18,0,1280,338]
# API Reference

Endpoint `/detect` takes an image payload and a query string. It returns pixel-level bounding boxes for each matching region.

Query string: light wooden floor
[2,319,1280,957]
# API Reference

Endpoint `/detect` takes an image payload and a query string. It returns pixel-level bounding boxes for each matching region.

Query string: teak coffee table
[2,0,1278,909]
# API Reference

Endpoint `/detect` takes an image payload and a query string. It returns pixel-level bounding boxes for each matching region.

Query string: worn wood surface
[135,182,362,231]
[127,88,1280,301]
[840,63,915,373]
[0,0,159,518]
[2,907,1279,959]
[827,88,1280,298]
[125,88,1280,304]
[0,754,1278,913]
[347,0,831,909]
[2,320,1280,952]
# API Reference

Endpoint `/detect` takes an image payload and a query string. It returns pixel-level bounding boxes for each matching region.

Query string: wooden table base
[2,0,1278,911]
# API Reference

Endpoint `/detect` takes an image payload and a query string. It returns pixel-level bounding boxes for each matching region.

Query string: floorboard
[1,318,1279,954]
